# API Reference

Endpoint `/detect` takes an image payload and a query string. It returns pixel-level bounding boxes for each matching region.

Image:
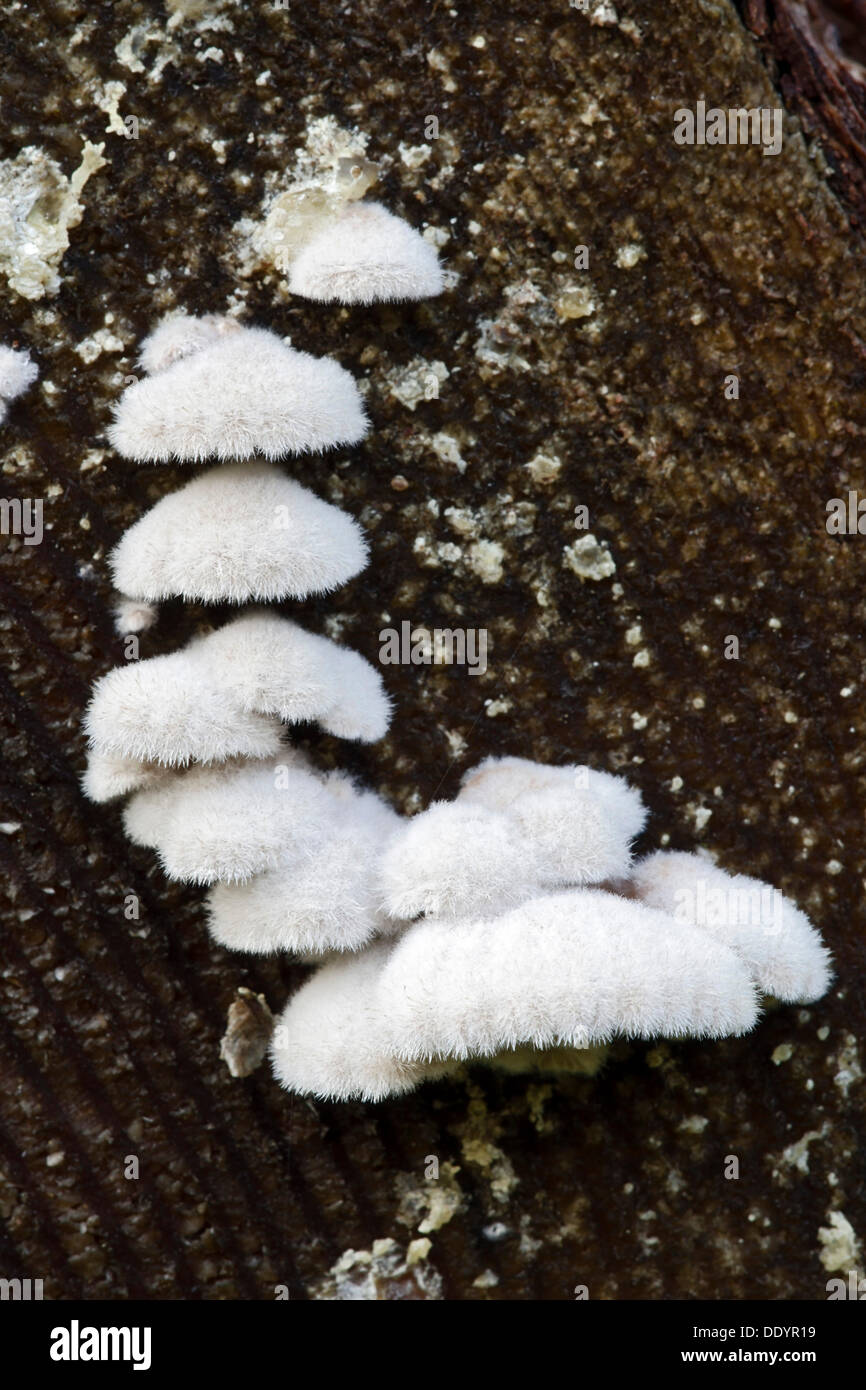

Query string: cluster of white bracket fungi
[83,190,831,1104]
[271,757,832,1100]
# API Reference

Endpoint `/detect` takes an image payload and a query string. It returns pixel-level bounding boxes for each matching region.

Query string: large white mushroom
[85,611,390,767]
[265,757,834,1098]
[109,462,369,606]
[109,318,368,462]
[270,889,762,1102]
[288,201,444,305]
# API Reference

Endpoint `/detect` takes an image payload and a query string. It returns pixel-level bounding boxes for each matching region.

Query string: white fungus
[270,943,454,1102]
[110,462,368,606]
[208,790,403,956]
[85,648,286,768]
[377,770,641,924]
[203,611,390,742]
[263,755,833,1099]
[136,310,240,375]
[380,801,535,922]
[632,851,833,1003]
[78,203,834,1111]
[81,750,166,803]
[112,597,158,636]
[123,755,333,884]
[0,344,38,422]
[270,890,762,1102]
[85,610,390,767]
[288,201,444,305]
[109,318,368,462]
[457,754,648,846]
[456,756,646,885]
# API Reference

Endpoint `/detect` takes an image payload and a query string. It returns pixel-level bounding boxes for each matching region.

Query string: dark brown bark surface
[1,0,864,1299]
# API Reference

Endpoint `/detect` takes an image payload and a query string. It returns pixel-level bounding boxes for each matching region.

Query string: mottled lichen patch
[0,142,106,299]
[311,1237,443,1301]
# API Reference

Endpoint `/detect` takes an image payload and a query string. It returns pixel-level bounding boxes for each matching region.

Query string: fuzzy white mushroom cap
[85,612,390,767]
[82,751,166,803]
[0,345,38,421]
[123,755,332,884]
[270,943,456,1102]
[379,891,760,1059]
[203,611,391,742]
[379,802,534,921]
[288,201,444,305]
[459,755,648,847]
[85,646,286,768]
[380,758,645,920]
[631,851,833,1003]
[137,312,241,375]
[207,791,403,956]
[109,463,368,605]
[507,785,636,887]
[109,321,368,462]
[113,597,158,636]
[270,889,761,1100]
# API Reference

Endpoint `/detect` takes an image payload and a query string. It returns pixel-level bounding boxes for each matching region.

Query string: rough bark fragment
[742,0,866,225]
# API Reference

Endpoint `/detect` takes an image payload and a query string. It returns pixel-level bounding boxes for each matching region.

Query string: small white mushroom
[379,801,535,921]
[204,611,390,743]
[113,597,158,635]
[270,889,761,1101]
[458,755,648,848]
[208,791,403,956]
[507,785,636,887]
[137,311,241,375]
[109,319,368,462]
[288,201,444,305]
[0,344,38,423]
[85,611,391,767]
[123,755,332,884]
[380,758,645,920]
[631,850,833,1003]
[110,462,368,606]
